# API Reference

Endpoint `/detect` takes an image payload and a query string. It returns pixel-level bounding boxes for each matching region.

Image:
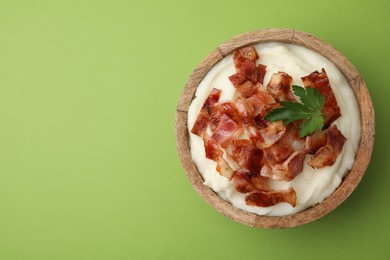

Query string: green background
[0,0,388,259]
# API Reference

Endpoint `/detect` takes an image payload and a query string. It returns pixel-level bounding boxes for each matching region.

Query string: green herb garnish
[264,85,325,138]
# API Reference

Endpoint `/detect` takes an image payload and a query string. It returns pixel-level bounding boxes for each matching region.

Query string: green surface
[0,0,388,259]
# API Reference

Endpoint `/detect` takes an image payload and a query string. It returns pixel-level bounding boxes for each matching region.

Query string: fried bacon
[240,59,258,83]
[232,170,256,193]
[301,68,341,128]
[256,64,267,85]
[233,46,259,71]
[247,87,276,116]
[234,80,259,98]
[263,123,305,165]
[263,138,293,165]
[229,64,268,86]
[308,125,346,168]
[231,139,264,175]
[245,188,297,207]
[231,46,267,85]
[210,114,242,148]
[304,129,328,155]
[261,151,306,182]
[204,136,234,179]
[191,45,348,209]
[229,73,247,86]
[191,88,221,136]
[233,97,255,126]
[266,72,296,102]
[210,102,240,131]
[256,121,286,148]
[232,169,270,193]
[232,87,276,127]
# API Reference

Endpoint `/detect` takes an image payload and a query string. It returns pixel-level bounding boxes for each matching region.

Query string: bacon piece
[308,125,346,168]
[233,97,255,126]
[256,64,267,85]
[229,73,247,86]
[210,114,242,148]
[204,135,223,161]
[233,46,259,71]
[233,84,276,126]
[210,102,240,131]
[231,46,267,85]
[240,59,257,82]
[232,170,256,193]
[263,123,305,165]
[256,121,286,148]
[260,102,281,117]
[232,169,270,193]
[247,87,276,116]
[245,188,297,207]
[266,72,296,102]
[261,151,305,182]
[263,139,293,165]
[239,62,267,84]
[253,114,268,129]
[191,88,221,136]
[301,68,341,128]
[251,173,270,191]
[231,139,264,175]
[285,122,306,151]
[229,66,267,87]
[305,129,328,154]
[235,80,259,98]
[204,136,234,179]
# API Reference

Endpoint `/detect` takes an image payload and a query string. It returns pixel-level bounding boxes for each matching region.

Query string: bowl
[175,28,375,228]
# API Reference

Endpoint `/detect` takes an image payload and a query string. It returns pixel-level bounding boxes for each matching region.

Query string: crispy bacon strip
[260,102,281,117]
[308,125,346,168]
[234,97,255,126]
[210,114,242,148]
[232,170,256,193]
[230,46,267,85]
[263,139,293,165]
[233,46,258,71]
[266,72,296,102]
[247,87,276,116]
[261,151,305,182]
[231,139,264,175]
[304,129,328,154]
[256,121,286,148]
[240,59,258,83]
[210,102,240,131]
[232,169,270,193]
[191,88,221,136]
[263,123,305,165]
[204,136,234,179]
[256,64,267,85]
[250,173,270,191]
[229,65,267,87]
[234,80,259,98]
[245,188,297,207]
[301,68,341,128]
[229,73,247,86]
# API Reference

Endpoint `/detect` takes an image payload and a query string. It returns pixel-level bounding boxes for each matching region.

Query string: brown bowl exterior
[176,28,375,228]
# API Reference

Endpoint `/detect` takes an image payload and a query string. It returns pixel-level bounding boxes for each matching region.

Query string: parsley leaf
[264,85,325,137]
[299,115,325,138]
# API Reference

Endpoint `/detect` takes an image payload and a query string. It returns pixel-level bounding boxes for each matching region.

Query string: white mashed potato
[187,42,361,216]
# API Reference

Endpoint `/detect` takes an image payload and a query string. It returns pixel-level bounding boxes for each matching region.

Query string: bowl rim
[175,28,375,228]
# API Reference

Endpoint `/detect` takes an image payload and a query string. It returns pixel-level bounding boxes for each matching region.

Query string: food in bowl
[187,42,360,216]
[176,29,374,228]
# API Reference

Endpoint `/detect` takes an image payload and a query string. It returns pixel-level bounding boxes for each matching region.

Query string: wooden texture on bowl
[176,28,375,228]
